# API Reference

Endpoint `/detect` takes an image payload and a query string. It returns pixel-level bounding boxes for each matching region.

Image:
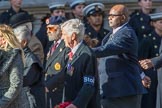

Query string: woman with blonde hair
[0,24,30,108]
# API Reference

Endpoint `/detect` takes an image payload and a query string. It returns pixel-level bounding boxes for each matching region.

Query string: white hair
[61,19,85,41]
[18,22,33,31]
[13,25,31,43]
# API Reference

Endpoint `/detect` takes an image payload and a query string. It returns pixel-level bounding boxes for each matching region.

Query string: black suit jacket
[45,40,69,91]
[93,23,146,97]
[65,41,99,108]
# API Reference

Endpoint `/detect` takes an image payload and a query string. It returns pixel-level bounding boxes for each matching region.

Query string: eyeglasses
[107,14,123,18]
[47,25,59,32]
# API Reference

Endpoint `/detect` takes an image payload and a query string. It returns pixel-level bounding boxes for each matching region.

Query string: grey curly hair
[61,19,85,41]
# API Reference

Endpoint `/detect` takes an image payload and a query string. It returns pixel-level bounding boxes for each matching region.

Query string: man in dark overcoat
[61,18,100,108]
[44,16,69,108]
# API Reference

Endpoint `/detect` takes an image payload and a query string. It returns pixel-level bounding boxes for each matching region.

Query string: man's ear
[121,15,127,23]
[71,32,77,40]
[21,39,28,47]
[122,15,126,20]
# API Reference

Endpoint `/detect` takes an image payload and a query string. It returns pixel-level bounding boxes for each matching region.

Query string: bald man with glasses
[93,4,147,108]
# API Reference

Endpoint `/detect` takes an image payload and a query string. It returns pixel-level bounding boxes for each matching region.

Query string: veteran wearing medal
[36,0,67,66]
[61,19,99,108]
[83,3,109,47]
[44,16,69,108]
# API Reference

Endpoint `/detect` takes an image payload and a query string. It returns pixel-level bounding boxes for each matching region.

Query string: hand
[66,104,77,108]
[139,59,154,70]
[142,76,151,88]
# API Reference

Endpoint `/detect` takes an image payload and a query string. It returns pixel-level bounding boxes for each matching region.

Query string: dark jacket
[85,24,109,47]
[35,23,52,55]
[129,10,153,43]
[0,49,30,108]
[93,23,146,98]
[0,7,28,24]
[45,40,70,107]
[23,47,45,108]
[64,41,99,108]
[138,30,159,108]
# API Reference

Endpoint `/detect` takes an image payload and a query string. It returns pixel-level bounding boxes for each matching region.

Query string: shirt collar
[53,39,62,47]
[112,22,127,34]
[57,39,61,44]
[71,41,83,54]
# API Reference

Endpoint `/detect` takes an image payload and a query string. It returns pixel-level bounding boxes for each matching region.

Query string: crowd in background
[0,0,162,108]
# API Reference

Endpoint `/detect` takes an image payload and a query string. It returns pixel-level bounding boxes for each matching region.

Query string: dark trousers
[101,95,142,108]
[45,89,63,108]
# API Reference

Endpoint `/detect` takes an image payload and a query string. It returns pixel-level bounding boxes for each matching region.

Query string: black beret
[9,12,33,28]
[46,16,66,25]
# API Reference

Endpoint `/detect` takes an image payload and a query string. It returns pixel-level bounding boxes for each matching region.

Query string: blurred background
[0,0,161,34]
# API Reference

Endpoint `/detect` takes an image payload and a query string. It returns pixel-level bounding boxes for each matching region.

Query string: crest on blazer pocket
[54,62,61,71]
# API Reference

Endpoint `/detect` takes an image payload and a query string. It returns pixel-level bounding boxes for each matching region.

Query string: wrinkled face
[108,9,124,29]
[10,0,22,8]
[138,0,152,10]
[72,4,85,19]
[152,19,162,34]
[51,9,65,17]
[0,35,7,49]
[87,13,103,27]
[47,25,61,41]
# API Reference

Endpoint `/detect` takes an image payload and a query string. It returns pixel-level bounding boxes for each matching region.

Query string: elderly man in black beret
[44,16,69,108]
[35,0,67,66]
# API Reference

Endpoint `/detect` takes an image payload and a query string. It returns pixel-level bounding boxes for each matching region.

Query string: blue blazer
[93,23,146,97]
